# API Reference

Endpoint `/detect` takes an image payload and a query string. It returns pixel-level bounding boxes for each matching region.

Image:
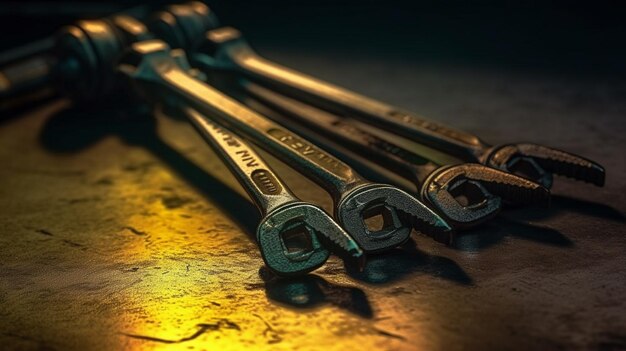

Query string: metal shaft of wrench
[189,27,606,190]
[241,83,550,231]
[118,40,453,252]
[181,106,364,275]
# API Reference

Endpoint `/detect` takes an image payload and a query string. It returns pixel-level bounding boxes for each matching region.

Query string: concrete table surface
[0,47,624,351]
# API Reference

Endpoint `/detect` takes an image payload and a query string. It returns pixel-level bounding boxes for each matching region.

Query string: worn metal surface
[0,50,624,351]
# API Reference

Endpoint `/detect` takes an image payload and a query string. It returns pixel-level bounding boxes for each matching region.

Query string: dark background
[0,0,625,77]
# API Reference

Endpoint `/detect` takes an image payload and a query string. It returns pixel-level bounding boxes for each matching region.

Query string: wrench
[187,27,605,189]
[118,40,453,250]
[240,83,550,229]
[181,106,364,275]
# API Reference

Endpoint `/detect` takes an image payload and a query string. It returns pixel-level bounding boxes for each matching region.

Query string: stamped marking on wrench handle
[186,108,296,215]
[149,56,366,197]
[184,107,332,276]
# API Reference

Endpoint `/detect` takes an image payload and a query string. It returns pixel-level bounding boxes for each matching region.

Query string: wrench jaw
[257,203,331,277]
[484,143,606,189]
[421,164,551,231]
[337,184,453,252]
[421,166,502,232]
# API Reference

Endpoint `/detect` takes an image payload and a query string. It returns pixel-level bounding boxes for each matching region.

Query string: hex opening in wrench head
[361,203,403,238]
[448,179,490,208]
[337,184,452,252]
[280,222,315,257]
[257,203,331,277]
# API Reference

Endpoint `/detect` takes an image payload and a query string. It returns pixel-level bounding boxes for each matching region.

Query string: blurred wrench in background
[0,4,153,111]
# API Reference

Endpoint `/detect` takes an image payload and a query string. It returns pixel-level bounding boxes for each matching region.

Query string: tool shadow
[347,238,473,286]
[453,216,574,252]
[506,196,625,223]
[454,194,625,252]
[38,102,260,240]
[260,267,374,319]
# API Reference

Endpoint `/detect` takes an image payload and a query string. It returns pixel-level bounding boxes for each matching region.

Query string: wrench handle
[214,29,488,161]
[183,106,299,216]
[129,46,366,199]
[244,82,436,186]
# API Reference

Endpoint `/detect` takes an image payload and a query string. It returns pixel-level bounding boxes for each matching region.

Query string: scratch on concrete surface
[253,313,282,344]
[123,319,241,344]
[35,229,54,236]
[122,226,148,236]
[373,327,407,341]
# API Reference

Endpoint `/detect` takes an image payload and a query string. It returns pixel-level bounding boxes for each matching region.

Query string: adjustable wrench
[182,107,364,275]
[186,27,605,189]
[119,40,453,250]
[241,83,550,229]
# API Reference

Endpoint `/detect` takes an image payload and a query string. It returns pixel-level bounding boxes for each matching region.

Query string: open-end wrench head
[421,165,502,230]
[257,203,332,276]
[421,163,550,230]
[338,184,453,251]
[484,143,605,189]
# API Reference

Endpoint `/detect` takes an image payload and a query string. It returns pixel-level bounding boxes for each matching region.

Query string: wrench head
[337,184,453,251]
[484,143,605,189]
[421,164,550,229]
[257,203,333,277]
